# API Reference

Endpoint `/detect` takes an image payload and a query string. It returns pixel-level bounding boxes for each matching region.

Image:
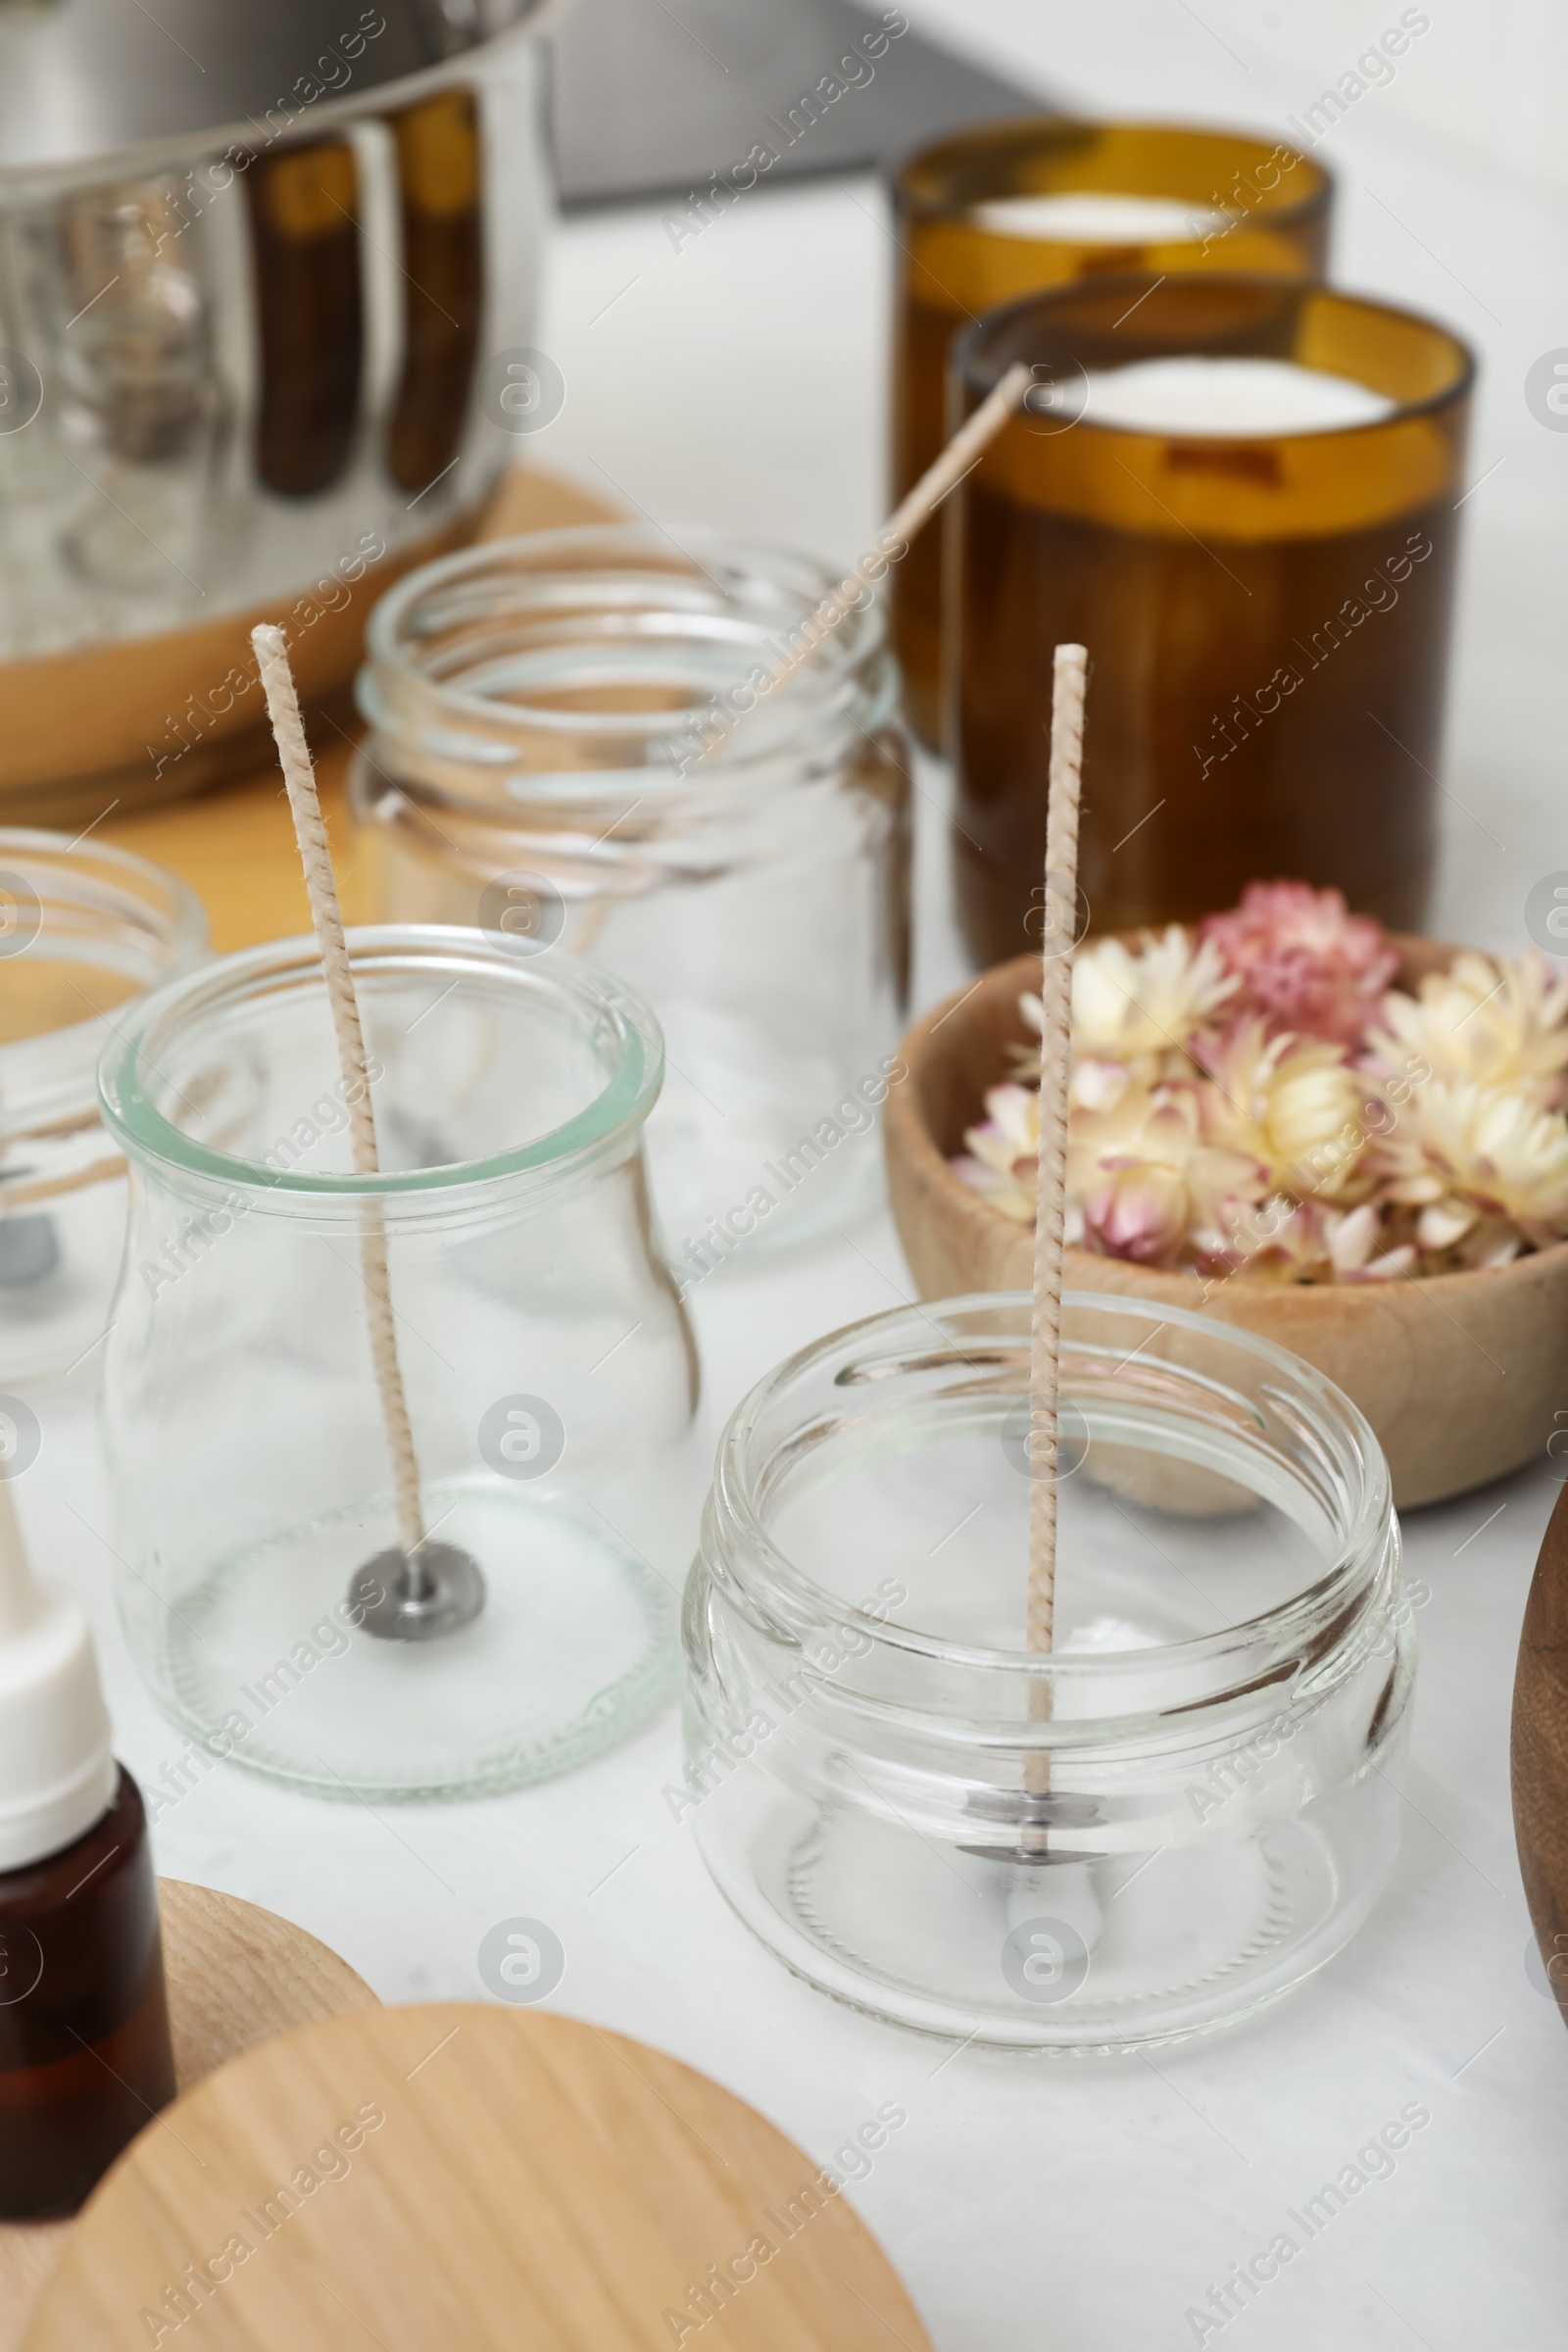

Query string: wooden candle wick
[1025,645,1089,1792]
[686,360,1033,774]
[251,624,426,1564]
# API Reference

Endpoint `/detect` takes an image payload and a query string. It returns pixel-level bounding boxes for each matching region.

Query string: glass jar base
[139,1479,676,1800]
[697,1792,1393,2053]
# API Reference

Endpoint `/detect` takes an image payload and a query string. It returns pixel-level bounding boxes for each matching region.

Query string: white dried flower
[1200,1021,1374,1202]
[955,1083,1041,1223]
[1371,949,1568,1106]
[1011,927,1236,1083]
[1374,1073,1568,1249]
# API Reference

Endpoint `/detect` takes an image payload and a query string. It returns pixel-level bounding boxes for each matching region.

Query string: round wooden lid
[1,1879,376,2351]
[23,2002,932,2351]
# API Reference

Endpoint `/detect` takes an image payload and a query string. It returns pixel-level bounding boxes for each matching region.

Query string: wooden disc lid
[1,1880,376,2352]
[24,2003,932,2351]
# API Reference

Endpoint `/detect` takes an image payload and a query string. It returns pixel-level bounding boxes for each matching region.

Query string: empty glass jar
[99,927,698,1800]
[683,1291,1411,2050]
[348,528,911,1268]
[0,830,207,1384]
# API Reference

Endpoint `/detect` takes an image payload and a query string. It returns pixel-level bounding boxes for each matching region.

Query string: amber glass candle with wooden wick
[950,273,1473,965]
[890,119,1333,747]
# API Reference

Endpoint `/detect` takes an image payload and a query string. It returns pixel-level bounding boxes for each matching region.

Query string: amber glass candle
[890,119,1333,748]
[950,274,1473,964]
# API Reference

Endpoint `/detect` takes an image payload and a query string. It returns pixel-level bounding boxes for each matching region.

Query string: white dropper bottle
[0,1460,175,2222]
[0,1470,116,1873]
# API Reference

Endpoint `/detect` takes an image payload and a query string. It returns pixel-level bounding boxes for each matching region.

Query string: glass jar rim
[896,113,1333,230]
[0,825,208,958]
[97,924,663,1200]
[710,1288,1394,1679]
[358,523,888,776]
[0,826,209,1128]
[956,271,1475,438]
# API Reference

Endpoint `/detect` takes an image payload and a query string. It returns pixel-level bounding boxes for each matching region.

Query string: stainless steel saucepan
[0,0,559,821]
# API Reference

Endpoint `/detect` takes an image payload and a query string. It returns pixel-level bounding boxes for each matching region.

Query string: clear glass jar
[348,528,911,1266]
[0,830,207,1384]
[683,1291,1411,2051]
[98,927,698,1801]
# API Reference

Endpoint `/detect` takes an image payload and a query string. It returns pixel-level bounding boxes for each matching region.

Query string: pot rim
[0,7,556,196]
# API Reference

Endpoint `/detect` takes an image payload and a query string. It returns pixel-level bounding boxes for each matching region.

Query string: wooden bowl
[885,941,1568,1510]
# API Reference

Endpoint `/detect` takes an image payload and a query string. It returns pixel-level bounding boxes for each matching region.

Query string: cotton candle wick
[696,359,1034,760]
[1025,645,1089,1783]
[251,625,483,1642]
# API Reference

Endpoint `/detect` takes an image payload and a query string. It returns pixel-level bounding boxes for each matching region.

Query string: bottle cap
[0,1478,116,1873]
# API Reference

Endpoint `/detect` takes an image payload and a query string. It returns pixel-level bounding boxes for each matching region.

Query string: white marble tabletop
[21,11,1568,2345]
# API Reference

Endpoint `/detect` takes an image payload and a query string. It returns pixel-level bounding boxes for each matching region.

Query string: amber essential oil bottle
[0,1471,175,2220]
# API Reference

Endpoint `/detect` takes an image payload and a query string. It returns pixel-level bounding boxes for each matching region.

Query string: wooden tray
[0,1881,376,2352]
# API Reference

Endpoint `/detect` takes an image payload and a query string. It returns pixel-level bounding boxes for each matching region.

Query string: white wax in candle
[970,192,1235,244]
[1079,355,1395,437]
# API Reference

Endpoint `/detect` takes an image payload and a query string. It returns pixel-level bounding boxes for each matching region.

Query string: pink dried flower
[1200,881,1396,1047]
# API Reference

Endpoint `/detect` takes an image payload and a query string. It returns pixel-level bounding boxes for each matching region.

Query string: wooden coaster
[0,1882,375,2352]
[23,2004,933,2352]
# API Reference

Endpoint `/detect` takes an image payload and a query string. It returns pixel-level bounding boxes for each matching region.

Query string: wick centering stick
[250,625,486,1649]
[690,360,1034,768]
[1027,644,1089,1696]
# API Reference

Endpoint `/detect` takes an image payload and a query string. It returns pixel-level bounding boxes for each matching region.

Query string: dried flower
[1215,1198,1415,1284]
[1067,1080,1264,1266]
[1200,1020,1374,1201]
[956,886,1568,1284]
[1200,881,1396,1046]
[956,1083,1041,1224]
[1013,926,1236,1083]
[1372,1074,1568,1250]
[1370,949,1568,1107]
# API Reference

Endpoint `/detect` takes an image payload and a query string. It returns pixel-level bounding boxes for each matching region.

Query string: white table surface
[21,30,1568,2343]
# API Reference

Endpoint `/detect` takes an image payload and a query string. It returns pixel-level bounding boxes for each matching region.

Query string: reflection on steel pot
[0,0,558,825]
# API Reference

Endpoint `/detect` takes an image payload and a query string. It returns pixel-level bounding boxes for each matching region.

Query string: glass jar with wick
[683,1290,1412,2051]
[348,528,912,1272]
[98,926,697,1800]
[0,830,207,1385]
